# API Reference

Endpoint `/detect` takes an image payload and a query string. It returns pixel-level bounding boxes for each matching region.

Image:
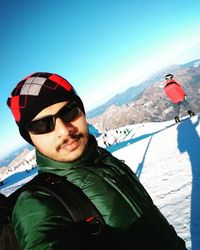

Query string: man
[7,72,186,249]
[164,73,195,123]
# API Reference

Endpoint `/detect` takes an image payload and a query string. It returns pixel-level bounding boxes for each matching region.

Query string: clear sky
[1,0,200,158]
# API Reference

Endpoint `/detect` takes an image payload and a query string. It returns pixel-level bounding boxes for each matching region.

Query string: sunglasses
[26,102,82,135]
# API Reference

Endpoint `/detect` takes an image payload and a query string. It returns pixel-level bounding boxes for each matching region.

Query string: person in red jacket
[164,74,195,123]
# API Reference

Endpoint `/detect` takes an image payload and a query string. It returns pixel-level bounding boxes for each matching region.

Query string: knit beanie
[7,72,85,145]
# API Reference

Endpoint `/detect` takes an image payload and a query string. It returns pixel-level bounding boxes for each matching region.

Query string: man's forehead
[33,101,69,120]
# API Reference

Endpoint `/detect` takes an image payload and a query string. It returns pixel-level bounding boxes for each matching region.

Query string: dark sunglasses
[26,102,82,135]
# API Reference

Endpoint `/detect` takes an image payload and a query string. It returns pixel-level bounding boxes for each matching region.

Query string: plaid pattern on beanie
[7,72,85,144]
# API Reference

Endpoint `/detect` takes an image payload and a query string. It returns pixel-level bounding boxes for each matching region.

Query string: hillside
[87,59,200,131]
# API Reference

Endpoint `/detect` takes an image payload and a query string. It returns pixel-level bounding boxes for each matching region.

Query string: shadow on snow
[107,122,176,178]
[177,116,200,250]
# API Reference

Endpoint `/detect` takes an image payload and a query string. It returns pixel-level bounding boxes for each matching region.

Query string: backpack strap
[2,172,106,235]
[27,173,106,232]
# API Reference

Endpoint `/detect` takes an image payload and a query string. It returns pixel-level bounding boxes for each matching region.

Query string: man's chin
[57,147,84,163]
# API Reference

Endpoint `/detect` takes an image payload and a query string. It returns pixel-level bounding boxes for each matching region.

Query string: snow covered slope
[107,114,200,250]
[1,114,200,249]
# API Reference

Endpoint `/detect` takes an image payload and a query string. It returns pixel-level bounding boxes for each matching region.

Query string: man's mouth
[57,134,83,152]
[60,139,80,151]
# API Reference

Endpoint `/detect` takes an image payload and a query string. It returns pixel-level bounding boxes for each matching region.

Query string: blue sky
[1,0,200,158]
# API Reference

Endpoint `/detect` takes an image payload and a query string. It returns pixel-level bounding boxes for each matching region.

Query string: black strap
[3,172,105,234]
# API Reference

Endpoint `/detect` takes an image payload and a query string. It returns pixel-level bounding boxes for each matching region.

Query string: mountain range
[0,144,34,167]
[1,59,199,165]
[87,59,200,131]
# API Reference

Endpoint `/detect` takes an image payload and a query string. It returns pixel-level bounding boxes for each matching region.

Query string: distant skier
[164,74,195,123]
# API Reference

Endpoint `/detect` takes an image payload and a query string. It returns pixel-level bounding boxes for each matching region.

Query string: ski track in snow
[1,114,200,250]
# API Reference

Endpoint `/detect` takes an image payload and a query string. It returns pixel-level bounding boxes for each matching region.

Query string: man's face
[29,101,89,162]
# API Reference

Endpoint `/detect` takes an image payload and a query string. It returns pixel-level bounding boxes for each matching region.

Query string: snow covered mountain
[0,114,199,250]
[87,59,200,131]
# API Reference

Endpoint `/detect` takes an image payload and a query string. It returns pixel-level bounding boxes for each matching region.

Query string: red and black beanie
[7,72,85,144]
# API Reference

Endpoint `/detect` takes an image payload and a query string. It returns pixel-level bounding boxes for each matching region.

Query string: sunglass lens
[27,117,55,134]
[61,106,82,123]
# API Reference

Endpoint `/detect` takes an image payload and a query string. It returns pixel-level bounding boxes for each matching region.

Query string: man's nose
[55,118,75,137]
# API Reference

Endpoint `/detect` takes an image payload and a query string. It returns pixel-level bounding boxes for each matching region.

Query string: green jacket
[13,135,186,249]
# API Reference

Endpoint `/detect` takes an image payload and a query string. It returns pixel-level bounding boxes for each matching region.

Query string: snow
[193,60,200,67]
[1,114,200,249]
[98,114,200,250]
